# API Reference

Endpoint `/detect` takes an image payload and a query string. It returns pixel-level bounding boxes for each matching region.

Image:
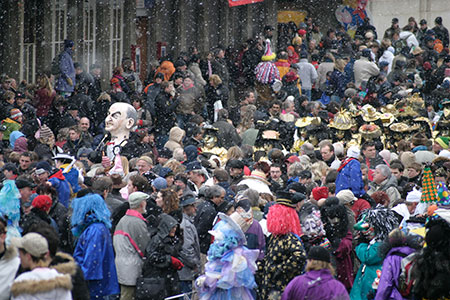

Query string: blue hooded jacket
[55,42,76,93]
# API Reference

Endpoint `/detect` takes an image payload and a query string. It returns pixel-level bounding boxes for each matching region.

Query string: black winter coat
[142,214,183,298]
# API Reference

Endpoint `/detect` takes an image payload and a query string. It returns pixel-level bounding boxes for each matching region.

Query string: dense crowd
[0,13,449,300]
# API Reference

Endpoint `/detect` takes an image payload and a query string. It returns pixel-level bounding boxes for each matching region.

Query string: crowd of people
[0,13,449,300]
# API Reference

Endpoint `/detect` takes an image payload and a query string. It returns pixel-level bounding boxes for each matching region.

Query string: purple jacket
[375,246,416,300]
[245,220,266,260]
[281,269,350,300]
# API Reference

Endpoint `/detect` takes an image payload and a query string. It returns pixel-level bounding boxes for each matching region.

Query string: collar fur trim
[51,252,77,276]
[11,274,72,297]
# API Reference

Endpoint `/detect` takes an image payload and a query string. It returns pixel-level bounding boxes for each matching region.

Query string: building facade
[0,0,342,87]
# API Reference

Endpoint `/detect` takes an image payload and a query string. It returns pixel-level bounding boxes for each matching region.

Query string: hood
[381,51,394,60]
[184,145,198,163]
[9,131,25,148]
[169,127,185,143]
[304,269,334,285]
[49,169,66,181]
[50,252,77,276]
[157,213,179,239]
[399,31,413,40]
[387,246,416,257]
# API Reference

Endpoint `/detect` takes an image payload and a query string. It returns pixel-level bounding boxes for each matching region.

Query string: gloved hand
[171,256,184,270]
[66,77,73,86]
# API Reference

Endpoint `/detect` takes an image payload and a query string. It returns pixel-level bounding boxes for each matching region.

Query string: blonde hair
[334,58,346,72]
[311,161,329,184]
[227,146,244,160]
[209,74,222,87]
[306,259,335,275]
[37,74,54,97]
[164,159,186,175]
[97,92,111,102]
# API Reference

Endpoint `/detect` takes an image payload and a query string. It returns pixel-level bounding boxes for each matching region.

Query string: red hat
[298,29,307,36]
[312,186,329,201]
[286,155,301,164]
[32,195,52,212]
[284,71,299,83]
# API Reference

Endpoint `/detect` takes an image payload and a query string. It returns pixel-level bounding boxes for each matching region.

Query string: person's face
[19,156,32,170]
[390,168,403,180]
[183,204,196,217]
[407,167,420,178]
[169,226,177,237]
[18,249,32,270]
[301,213,323,237]
[174,179,186,190]
[6,96,15,105]
[157,157,169,165]
[0,167,8,179]
[127,181,135,194]
[363,146,376,159]
[183,77,193,88]
[156,192,164,208]
[212,192,225,205]
[229,167,242,177]
[79,118,90,132]
[166,175,174,187]
[69,130,80,141]
[105,103,133,134]
[175,77,183,86]
[19,187,33,202]
[217,50,225,59]
[320,146,334,161]
[92,67,101,77]
[406,202,418,214]
[433,142,443,154]
[16,97,26,107]
[270,104,280,115]
[246,92,256,105]
[37,172,49,184]
[68,109,78,119]
[420,23,427,30]
[270,167,282,180]
[136,160,152,175]
[132,100,141,109]
[2,81,11,90]
[373,169,387,184]
[155,77,163,84]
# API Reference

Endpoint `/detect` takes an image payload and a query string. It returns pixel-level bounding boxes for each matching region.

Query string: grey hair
[376,164,391,178]
[172,148,185,161]
[207,185,226,199]
[288,162,305,177]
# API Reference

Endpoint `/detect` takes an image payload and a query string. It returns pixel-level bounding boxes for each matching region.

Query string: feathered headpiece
[71,193,111,237]
[355,206,399,241]
[262,39,276,61]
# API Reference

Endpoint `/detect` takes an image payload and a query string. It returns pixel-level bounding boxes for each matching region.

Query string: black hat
[264,25,275,31]
[155,72,164,80]
[287,182,307,194]
[185,161,202,173]
[174,59,187,68]
[392,18,399,24]
[15,92,26,99]
[66,102,79,111]
[2,163,17,174]
[298,170,312,179]
[300,51,308,59]
[419,19,427,25]
[158,147,173,159]
[0,125,6,132]
[15,179,36,189]
[435,17,443,25]
[34,161,52,175]
[235,199,251,211]
[227,159,245,169]
[276,190,300,208]
[307,246,331,263]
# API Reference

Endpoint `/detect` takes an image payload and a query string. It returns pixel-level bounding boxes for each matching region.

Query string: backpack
[392,251,416,298]
[51,53,62,76]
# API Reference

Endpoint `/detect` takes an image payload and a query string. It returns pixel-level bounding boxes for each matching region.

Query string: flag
[228,0,264,7]
[421,166,438,203]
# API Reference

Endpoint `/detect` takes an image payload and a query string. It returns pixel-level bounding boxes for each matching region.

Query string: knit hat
[406,188,421,203]
[11,233,48,257]
[436,137,450,149]
[336,189,357,205]
[347,146,360,158]
[276,190,303,208]
[128,191,149,209]
[10,108,22,121]
[312,186,329,201]
[307,246,331,263]
[32,195,53,212]
[262,39,276,61]
[39,125,54,141]
[152,177,167,191]
[35,161,52,175]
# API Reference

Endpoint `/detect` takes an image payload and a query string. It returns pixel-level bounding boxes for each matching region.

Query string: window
[83,0,96,72]
[51,0,67,59]
[110,0,124,76]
